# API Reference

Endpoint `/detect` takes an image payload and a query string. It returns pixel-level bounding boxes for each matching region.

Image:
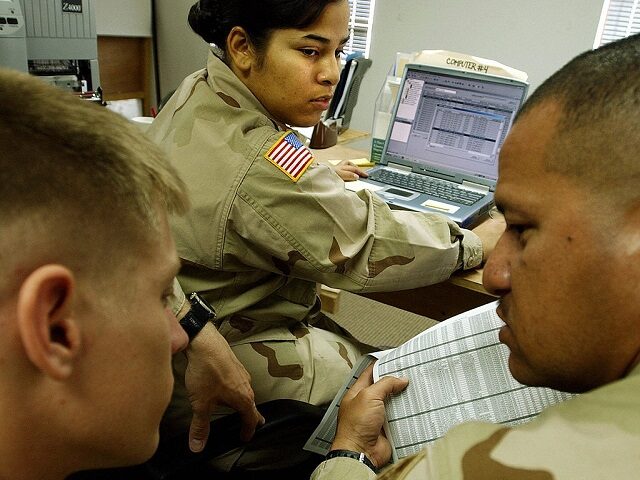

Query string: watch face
[188,292,216,321]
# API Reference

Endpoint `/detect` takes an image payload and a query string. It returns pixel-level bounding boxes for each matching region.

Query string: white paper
[304,301,575,462]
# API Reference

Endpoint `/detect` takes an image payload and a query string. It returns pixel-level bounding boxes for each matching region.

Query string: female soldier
[149,0,502,453]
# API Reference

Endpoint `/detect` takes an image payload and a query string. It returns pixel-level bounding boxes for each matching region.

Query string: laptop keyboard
[368,169,484,206]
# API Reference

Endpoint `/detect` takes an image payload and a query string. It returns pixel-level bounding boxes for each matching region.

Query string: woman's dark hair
[188,0,341,59]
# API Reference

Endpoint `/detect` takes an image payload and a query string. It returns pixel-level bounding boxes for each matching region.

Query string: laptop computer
[359,63,528,227]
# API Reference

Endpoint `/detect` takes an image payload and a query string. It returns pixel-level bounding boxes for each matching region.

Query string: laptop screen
[384,66,527,182]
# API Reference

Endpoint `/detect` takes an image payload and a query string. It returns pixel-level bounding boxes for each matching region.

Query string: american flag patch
[264,131,314,182]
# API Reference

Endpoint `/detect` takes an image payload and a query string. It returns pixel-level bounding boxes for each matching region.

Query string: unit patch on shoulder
[264,131,314,182]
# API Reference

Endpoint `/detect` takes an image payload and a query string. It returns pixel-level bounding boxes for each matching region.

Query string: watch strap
[325,449,377,473]
[179,310,205,341]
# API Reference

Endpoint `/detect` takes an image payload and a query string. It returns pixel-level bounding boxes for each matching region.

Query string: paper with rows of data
[304,301,575,461]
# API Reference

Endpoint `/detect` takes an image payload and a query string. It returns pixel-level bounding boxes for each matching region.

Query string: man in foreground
[0,68,190,480]
[312,33,640,479]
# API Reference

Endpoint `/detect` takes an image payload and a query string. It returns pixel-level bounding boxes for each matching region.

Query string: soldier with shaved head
[313,33,640,480]
[0,68,190,480]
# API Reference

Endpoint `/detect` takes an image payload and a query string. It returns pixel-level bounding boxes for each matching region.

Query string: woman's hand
[333,159,369,182]
[472,209,506,263]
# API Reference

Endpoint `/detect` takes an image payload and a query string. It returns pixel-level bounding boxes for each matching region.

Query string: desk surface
[312,139,371,164]
[312,132,495,320]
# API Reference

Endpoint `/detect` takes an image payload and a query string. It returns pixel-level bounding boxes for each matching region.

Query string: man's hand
[184,322,265,452]
[333,159,369,181]
[331,363,409,469]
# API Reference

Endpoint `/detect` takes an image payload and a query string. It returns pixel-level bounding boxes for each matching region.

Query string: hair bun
[188,0,222,45]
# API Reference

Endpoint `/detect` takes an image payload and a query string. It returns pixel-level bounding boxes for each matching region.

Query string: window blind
[345,0,375,57]
[594,0,640,47]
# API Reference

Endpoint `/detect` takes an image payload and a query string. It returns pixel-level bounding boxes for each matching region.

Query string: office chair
[310,53,372,148]
[324,53,373,134]
[69,399,326,480]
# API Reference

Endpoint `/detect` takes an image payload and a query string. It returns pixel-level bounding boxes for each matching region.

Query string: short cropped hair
[515,34,640,198]
[0,68,189,296]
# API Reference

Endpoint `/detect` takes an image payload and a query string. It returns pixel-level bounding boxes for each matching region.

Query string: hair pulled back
[188,0,341,59]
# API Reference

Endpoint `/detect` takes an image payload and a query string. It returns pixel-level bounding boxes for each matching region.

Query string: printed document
[304,301,575,461]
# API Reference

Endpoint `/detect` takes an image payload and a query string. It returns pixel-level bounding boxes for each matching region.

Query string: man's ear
[16,265,81,380]
[226,26,255,73]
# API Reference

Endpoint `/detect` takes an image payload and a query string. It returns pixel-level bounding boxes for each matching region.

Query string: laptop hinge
[387,162,412,173]
[460,181,490,194]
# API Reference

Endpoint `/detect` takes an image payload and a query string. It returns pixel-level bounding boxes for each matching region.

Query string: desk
[312,133,496,321]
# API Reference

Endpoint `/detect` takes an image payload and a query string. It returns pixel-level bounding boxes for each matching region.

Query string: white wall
[351,0,603,131]
[155,0,208,98]
[94,0,152,37]
[151,0,604,130]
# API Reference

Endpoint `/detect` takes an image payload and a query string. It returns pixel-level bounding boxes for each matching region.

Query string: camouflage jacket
[311,363,640,479]
[149,52,482,341]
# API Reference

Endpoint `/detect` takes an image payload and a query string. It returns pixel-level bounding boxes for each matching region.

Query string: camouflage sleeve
[169,277,188,319]
[427,389,640,478]
[237,154,483,293]
[309,423,513,480]
[310,456,378,480]
[421,421,510,479]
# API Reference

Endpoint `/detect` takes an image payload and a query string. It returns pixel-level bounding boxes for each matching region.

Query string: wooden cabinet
[97,35,153,115]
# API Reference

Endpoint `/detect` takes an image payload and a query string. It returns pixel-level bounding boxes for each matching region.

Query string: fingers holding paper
[330,363,409,469]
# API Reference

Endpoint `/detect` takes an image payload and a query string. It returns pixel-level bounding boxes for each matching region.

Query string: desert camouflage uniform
[311,364,640,479]
[148,52,482,427]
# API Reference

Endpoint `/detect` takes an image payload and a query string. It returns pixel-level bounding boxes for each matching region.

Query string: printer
[0,0,28,71]
[0,0,100,98]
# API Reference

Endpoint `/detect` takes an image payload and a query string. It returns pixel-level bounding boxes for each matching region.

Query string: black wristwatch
[179,292,216,341]
[325,449,377,473]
